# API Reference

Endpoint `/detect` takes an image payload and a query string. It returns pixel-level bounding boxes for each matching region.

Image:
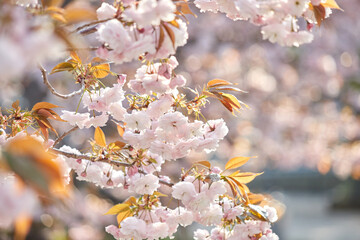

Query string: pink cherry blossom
[129,173,160,195]
[96,2,117,20]
[172,181,197,203]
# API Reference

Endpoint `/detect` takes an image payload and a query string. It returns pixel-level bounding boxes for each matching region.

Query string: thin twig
[51,148,174,187]
[53,126,79,147]
[78,26,98,36]
[51,147,129,167]
[138,169,174,187]
[66,46,99,51]
[39,65,84,99]
[161,179,174,187]
[72,18,113,33]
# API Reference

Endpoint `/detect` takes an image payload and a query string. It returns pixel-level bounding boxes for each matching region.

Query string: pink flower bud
[107,179,114,186]
[127,166,138,177]
[117,74,127,85]
[307,22,314,31]
[211,167,222,174]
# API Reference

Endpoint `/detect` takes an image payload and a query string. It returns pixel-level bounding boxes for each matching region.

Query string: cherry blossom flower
[96,2,117,20]
[129,173,160,195]
[123,0,176,27]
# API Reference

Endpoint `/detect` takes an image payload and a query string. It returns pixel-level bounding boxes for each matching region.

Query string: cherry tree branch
[51,148,174,187]
[53,126,79,147]
[66,46,99,51]
[39,65,84,99]
[72,18,113,34]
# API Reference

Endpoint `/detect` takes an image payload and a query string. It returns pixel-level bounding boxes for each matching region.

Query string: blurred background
[1,0,360,239]
[180,1,360,239]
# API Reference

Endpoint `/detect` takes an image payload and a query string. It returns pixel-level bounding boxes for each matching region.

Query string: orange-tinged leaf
[212,86,246,93]
[32,102,60,112]
[37,118,52,129]
[210,91,247,114]
[228,177,249,203]
[219,98,234,113]
[4,137,67,196]
[162,23,176,49]
[46,109,67,122]
[194,160,211,169]
[322,0,342,10]
[202,90,217,98]
[113,141,126,149]
[228,170,240,177]
[46,6,65,14]
[50,62,74,74]
[222,93,241,109]
[154,191,168,197]
[238,183,250,199]
[50,12,67,23]
[117,125,125,137]
[94,127,106,147]
[177,2,197,17]
[37,117,58,138]
[12,100,20,109]
[309,2,314,10]
[38,121,49,140]
[64,8,97,24]
[91,57,105,63]
[248,204,268,221]
[240,182,250,193]
[157,25,165,51]
[105,203,130,215]
[36,117,58,137]
[91,63,110,79]
[231,172,263,184]
[70,51,82,64]
[125,196,137,205]
[248,193,265,205]
[312,4,326,26]
[225,156,254,170]
[207,79,232,88]
[36,109,57,120]
[117,211,133,225]
[45,6,67,23]
[225,177,238,197]
[42,0,64,7]
[168,20,180,28]
[14,215,32,240]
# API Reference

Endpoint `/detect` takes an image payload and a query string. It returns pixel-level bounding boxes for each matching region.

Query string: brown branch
[51,147,130,167]
[51,147,174,187]
[39,65,84,99]
[138,169,174,187]
[53,126,79,147]
[72,18,113,34]
[66,46,99,51]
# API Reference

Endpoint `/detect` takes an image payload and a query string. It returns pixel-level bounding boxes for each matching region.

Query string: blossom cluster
[194,0,339,47]
[96,1,188,64]
[0,0,342,238]
[103,164,279,240]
